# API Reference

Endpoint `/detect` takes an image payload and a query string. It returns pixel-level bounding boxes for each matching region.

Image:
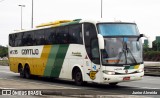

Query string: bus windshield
[98,23,139,36]
[101,37,142,65]
[97,23,142,65]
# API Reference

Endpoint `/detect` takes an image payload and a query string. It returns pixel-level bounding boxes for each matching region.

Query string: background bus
[9,19,150,85]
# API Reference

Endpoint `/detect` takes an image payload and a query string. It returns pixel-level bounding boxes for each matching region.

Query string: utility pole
[31,0,34,28]
[101,0,103,18]
[19,5,25,30]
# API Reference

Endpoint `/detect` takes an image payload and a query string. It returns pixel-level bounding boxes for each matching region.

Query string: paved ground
[0,66,160,98]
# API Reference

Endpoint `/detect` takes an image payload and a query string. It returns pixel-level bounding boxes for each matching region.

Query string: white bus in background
[8,19,151,85]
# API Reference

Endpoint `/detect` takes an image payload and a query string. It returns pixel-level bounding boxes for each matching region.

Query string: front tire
[74,69,83,85]
[109,82,118,86]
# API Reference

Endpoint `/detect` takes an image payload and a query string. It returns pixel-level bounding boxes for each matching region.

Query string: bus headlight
[137,68,144,73]
[102,70,115,75]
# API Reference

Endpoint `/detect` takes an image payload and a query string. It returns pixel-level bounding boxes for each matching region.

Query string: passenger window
[15,33,23,46]
[22,32,34,46]
[15,40,22,47]
[34,30,46,45]
[56,27,68,44]
[9,34,16,47]
[45,28,57,44]
[69,24,83,44]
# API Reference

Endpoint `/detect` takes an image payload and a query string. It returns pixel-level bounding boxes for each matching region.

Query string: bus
[8,19,151,85]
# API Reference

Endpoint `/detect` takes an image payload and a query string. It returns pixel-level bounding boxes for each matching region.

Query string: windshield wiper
[116,49,126,64]
[116,41,137,64]
[126,47,137,64]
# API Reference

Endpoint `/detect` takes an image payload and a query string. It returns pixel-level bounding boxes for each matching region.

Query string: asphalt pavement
[0,65,160,98]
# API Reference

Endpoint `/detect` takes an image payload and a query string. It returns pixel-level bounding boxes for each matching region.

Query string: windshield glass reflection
[101,37,142,65]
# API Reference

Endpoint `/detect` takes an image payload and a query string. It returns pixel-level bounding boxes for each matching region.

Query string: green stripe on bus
[129,66,134,69]
[124,66,130,70]
[44,45,59,76]
[50,44,69,77]
[124,65,137,70]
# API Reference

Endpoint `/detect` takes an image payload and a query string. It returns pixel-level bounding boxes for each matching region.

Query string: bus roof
[10,19,135,34]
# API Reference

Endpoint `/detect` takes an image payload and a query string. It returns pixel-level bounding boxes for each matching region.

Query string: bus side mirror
[142,34,152,48]
[98,34,104,49]
[138,34,152,48]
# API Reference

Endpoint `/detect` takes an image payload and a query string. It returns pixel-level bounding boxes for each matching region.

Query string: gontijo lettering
[21,49,39,55]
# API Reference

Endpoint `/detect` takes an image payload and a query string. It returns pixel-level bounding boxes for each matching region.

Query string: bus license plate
[123,77,130,80]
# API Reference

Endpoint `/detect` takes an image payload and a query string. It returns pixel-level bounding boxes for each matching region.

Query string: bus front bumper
[102,72,144,83]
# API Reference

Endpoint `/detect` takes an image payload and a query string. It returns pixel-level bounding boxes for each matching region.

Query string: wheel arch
[24,63,30,71]
[72,65,84,81]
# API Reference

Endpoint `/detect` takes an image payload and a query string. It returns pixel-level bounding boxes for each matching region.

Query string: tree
[0,45,8,57]
[152,40,160,51]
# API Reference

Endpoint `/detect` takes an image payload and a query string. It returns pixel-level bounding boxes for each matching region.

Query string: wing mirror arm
[137,34,145,41]
[137,34,152,48]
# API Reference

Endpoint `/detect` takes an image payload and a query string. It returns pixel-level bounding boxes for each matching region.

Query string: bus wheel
[109,82,118,86]
[18,66,24,78]
[24,65,31,79]
[74,69,83,85]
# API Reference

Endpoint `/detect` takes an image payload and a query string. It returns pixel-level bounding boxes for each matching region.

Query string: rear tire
[24,65,31,79]
[18,65,24,78]
[74,69,83,85]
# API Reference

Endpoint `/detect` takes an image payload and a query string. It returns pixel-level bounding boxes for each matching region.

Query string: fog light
[103,70,115,75]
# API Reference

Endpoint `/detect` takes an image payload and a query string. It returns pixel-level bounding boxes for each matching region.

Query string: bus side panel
[59,44,85,79]
[43,44,69,78]
[9,46,48,76]
[43,45,58,77]
[31,45,51,76]
[9,57,18,73]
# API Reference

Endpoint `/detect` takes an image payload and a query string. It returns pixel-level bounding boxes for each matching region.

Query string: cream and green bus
[9,19,149,85]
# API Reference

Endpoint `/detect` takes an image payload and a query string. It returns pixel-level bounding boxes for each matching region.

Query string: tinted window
[44,28,57,44]
[69,24,83,44]
[15,40,22,46]
[15,33,22,40]
[56,27,68,44]
[84,23,100,64]
[22,31,34,46]
[10,25,83,46]
[91,39,100,64]
[9,34,16,46]
[34,30,46,45]
[15,33,22,46]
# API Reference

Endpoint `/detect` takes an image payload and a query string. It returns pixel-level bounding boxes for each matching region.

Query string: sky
[0,0,160,46]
